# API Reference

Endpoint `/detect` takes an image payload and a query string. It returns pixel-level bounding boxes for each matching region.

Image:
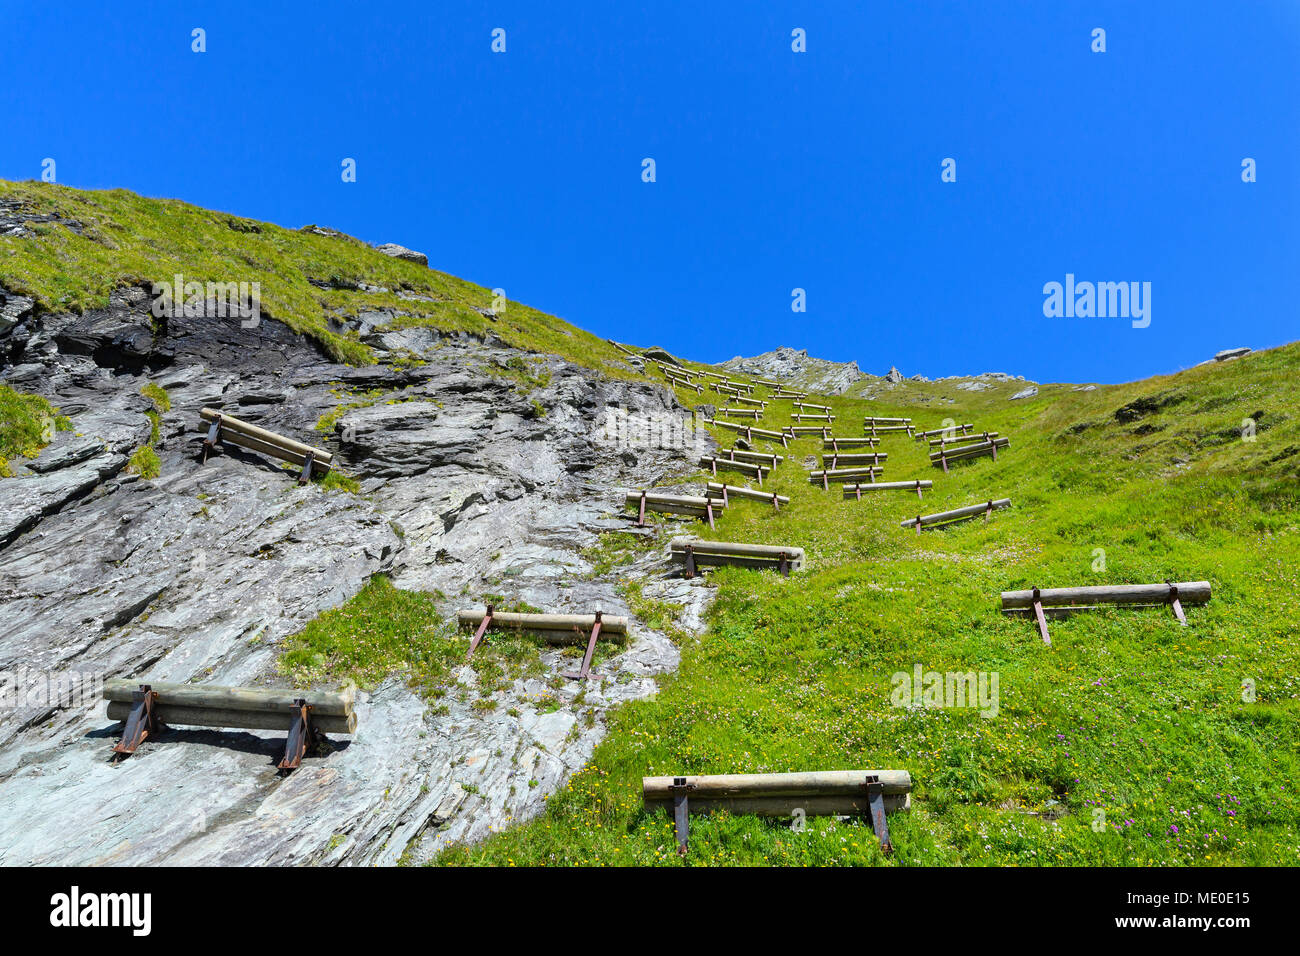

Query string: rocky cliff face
[0,286,716,865]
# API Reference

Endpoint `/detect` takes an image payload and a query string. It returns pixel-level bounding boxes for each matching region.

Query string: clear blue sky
[3,1,1297,384]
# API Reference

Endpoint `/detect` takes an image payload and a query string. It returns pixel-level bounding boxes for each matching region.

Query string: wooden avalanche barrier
[644,770,912,855]
[457,608,628,679]
[719,448,783,466]
[914,423,974,441]
[104,679,356,770]
[669,539,805,577]
[930,437,1010,471]
[199,408,332,484]
[1000,581,1211,645]
[700,455,769,483]
[822,436,880,450]
[822,451,887,469]
[809,466,883,489]
[785,425,834,438]
[843,479,931,500]
[733,395,767,408]
[863,423,914,437]
[625,490,723,529]
[720,407,762,419]
[792,412,835,422]
[863,416,911,425]
[929,430,998,446]
[793,402,832,413]
[704,419,789,447]
[705,482,789,510]
[901,498,1011,532]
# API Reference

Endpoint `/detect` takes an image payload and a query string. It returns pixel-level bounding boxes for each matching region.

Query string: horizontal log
[103,679,354,716]
[863,424,912,433]
[821,437,879,449]
[670,539,805,560]
[201,408,333,465]
[704,420,787,442]
[720,408,762,418]
[863,417,911,424]
[106,700,356,734]
[914,424,974,440]
[456,609,629,634]
[733,396,767,407]
[644,793,911,818]
[643,770,912,799]
[785,425,834,436]
[930,438,1010,460]
[720,449,783,465]
[900,498,1012,528]
[931,432,999,447]
[843,479,932,496]
[809,466,885,479]
[755,378,783,388]
[700,457,768,477]
[793,402,832,412]
[792,415,835,423]
[705,482,790,505]
[217,428,333,474]
[1000,581,1211,609]
[823,453,888,466]
[623,492,721,518]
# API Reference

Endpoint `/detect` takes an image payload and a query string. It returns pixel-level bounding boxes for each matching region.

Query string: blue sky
[3,1,1297,384]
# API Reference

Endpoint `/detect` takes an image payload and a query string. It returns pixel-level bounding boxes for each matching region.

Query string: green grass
[438,344,1300,866]
[0,384,72,476]
[0,180,642,374]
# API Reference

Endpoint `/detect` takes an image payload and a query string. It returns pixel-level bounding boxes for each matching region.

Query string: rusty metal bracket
[939,451,949,473]
[563,611,603,681]
[704,499,716,531]
[778,551,791,578]
[1166,580,1187,625]
[468,605,494,658]
[864,774,893,855]
[683,545,696,579]
[112,684,159,757]
[771,492,780,512]
[669,777,695,856]
[990,442,998,461]
[200,414,223,464]
[914,480,924,500]
[636,490,648,527]
[1031,587,1051,645]
[298,450,315,486]
[915,515,923,536]
[278,699,318,771]
[984,500,994,523]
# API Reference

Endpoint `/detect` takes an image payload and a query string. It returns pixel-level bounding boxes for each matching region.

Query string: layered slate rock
[0,283,713,866]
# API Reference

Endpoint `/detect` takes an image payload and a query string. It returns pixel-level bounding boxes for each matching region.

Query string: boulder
[1010,386,1039,400]
[1214,347,1251,362]
[375,243,429,267]
[885,367,903,383]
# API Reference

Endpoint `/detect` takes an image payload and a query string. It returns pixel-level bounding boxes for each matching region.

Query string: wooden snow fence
[625,490,724,529]
[700,455,770,483]
[900,498,1011,533]
[104,679,357,770]
[733,395,767,408]
[644,770,912,855]
[929,431,999,447]
[792,412,836,423]
[457,608,628,680]
[720,407,763,420]
[793,402,833,413]
[843,479,931,500]
[705,481,789,510]
[784,425,834,438]
[669,539,805,578]
[703,419,790,447]
[822,436,880,451]
[1000,581,1211,645]
[822,451,887,469]
[199,408,332,484]
[914,423,974,441]
[863,422,914,438]
[809,466,883,489]
[930,437,1010,472]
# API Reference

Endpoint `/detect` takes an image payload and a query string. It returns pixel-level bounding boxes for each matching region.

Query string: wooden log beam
[929,438,1010,460]
[863,416,912,425]
[200,408,333,465]
[455,609,629,634]
[809,466,885,479]
[700,456,769,478]
[104,679,354,716]
[821,437,880,449]
[623,492,722,519]
[931,432,999,447]
[822,453,888,466]
[901,498,1012,528]
[862,424,913,434]
[720,449,783,466]
[643,793,911,817]
[702,420,788,442]
[643,770,912,799]
[705,482,790,505]
[914,424,974,440]
[843,479,932,496]
[1000,581,1211,609]
[719,408,762,419]
[105,700,357,734]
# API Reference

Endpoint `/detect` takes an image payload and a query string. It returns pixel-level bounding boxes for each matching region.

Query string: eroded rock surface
[0,287,716,865]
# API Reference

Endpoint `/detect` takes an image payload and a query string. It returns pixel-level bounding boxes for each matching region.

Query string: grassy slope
[440,346,1300,866]
[0,181,633,373]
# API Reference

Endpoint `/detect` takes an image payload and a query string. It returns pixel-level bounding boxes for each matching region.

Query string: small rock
[642,347,680,366]
[1009,386,1039,401]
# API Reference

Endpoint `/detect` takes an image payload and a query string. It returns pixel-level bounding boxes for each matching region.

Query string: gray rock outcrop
[375,243,429,267]
[0,283,717,865]
[722,346,866,395]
